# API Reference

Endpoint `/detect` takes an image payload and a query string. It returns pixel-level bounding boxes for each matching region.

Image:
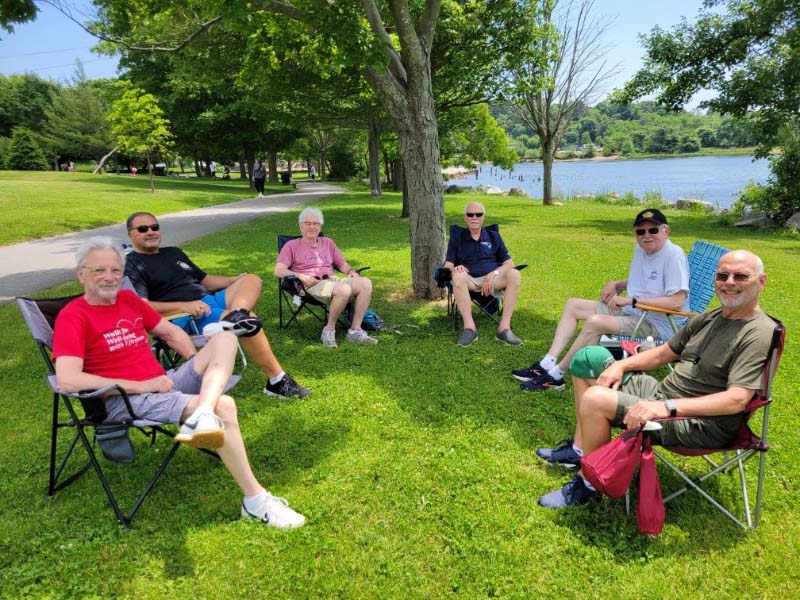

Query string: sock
[243,489,268,512]
[548,366,565,380]
[188,405,213,422]
[348,328,362,334]
[572,443,584,457]
[540,354,557,370]
[269,371,286,386]
[581,477,596,492]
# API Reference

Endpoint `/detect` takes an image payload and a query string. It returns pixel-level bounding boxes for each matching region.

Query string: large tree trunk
[393,99,444,297]
[239,151,248,181]
[541,136,555,205]
[93,145,118,174]
[146,150,155,192]
[368,112,382,197]
[401,166,409,218]
[268,151,278,183]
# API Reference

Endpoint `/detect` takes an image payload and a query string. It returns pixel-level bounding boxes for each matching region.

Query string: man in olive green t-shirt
[537,250,776,509]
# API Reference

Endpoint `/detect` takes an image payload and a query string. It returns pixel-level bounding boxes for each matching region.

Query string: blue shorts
[171,290,227,334]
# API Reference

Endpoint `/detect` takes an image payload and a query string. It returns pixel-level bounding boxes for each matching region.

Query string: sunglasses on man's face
[132,224,160,233]
[635,227,661,236]
[466,212,484,218]
[715,272,752,283]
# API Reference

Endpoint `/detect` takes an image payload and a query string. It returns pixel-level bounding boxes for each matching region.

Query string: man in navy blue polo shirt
[443,201,523,347]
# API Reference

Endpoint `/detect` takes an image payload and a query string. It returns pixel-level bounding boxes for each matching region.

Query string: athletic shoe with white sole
[241,494,306,529]
[263,373,311,399]
[175,411,225,449]
[220,308,263,337]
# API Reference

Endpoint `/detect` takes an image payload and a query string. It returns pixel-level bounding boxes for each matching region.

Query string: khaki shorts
[594,301,659,338]
[467,275,503,298]
[306,276,354,305]
[614,373,740,448]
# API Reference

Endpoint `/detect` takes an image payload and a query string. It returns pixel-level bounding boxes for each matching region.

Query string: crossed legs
[219,274,283,379]
[546,298,623,372]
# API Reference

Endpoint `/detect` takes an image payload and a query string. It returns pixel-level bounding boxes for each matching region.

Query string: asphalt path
[0,182,343,303]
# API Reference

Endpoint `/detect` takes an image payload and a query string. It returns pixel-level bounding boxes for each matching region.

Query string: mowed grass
[0,170,292,245]
[0,181,799,598]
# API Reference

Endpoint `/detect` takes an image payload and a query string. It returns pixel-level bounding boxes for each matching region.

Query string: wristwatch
[665,398,678,417]
[631,297,638,308]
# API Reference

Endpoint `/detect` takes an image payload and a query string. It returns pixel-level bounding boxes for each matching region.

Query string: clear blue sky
[1,0,709,94]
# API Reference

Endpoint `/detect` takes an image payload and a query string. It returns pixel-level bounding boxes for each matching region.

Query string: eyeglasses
[132,224,160,233]
[301,221,322,227]
[465,212,484,218]
[635,227,661,236]
[715,272,752,283]
[82,266,124,277]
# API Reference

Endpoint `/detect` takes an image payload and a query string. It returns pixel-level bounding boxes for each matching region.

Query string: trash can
[281,172,292,185]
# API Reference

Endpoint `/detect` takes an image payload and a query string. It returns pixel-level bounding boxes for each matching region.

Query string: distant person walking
[130,165,138,176]
[253,158,266,197]
[309,164,316,181]
[210,161,217,178]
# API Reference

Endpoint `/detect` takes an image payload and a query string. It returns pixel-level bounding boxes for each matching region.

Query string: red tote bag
[637,436,665,536]
[580,426,643,499]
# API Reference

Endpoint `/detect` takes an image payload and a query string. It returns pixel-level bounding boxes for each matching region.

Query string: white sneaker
[321,327,338,348]
[345,328,378,345]
[241,494,306,529]
[175,411,225,449]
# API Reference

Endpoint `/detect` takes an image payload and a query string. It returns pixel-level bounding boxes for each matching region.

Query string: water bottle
[640,336,655,352]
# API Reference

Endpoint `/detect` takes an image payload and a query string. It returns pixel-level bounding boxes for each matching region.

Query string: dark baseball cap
[633,208,668,226]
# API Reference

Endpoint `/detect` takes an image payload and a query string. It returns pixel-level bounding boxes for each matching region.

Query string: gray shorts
[595,301,659,338]
[103,358,202,425]
[614,373,740,448]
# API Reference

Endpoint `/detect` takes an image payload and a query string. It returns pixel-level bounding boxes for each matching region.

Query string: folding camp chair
[276,233,369,330]
[647,316,785,529]
[16,295,221,527]
[435,224,527,329]
[622,316,786,529]
[601,240,729,355]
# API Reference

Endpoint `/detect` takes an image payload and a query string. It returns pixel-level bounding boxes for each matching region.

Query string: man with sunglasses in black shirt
[123,211,310,400]
[512,208,690,392]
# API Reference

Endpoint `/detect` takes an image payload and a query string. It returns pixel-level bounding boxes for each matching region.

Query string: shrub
[6,127,48,170]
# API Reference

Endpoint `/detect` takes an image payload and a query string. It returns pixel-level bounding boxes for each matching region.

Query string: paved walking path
[0,182,343,303]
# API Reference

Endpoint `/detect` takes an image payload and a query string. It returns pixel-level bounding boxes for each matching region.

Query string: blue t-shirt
[445,226,511,277]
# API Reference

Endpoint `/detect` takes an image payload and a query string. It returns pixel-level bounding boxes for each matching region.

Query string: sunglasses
[132,224,160,233]
[715,272,752,283]
[635,227,661,236]
[465,212,484,218]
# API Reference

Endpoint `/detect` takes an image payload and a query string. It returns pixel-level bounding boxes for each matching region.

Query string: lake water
[457,155,771,209]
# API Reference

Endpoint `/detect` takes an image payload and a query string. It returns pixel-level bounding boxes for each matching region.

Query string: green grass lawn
[0,183,798,598]
[0,170,292,245]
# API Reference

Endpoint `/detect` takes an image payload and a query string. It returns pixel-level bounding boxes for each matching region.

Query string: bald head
[715,250,766,314]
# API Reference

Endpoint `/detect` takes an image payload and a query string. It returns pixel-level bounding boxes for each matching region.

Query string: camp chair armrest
[165,312,193,321]
[515,264,528,272]
[635,303,697,318]
[354,266,370,274]
[73,384,125,400]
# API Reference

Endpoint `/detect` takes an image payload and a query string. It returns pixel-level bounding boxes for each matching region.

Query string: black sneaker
[220,308,263,337]
[538,474,600,509]
[263,373,311,399]
[535,439,581,468]
[520,372,565,391]
[511,362,545,382]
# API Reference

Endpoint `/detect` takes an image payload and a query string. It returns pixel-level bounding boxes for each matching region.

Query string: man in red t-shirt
[53,236,305,529]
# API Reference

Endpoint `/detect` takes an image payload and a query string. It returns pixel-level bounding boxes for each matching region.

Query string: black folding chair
[16,295,219,527]
[276,233,369,330]
[435,224,526,329]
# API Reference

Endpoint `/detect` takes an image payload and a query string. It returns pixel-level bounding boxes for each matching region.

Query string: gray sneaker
[456,328,478,347]
[345,328,378,344]
[496,329,524,346]
[321,327,337,348]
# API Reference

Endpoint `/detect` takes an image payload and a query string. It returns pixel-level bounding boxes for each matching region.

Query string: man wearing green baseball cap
[537,250,777,509]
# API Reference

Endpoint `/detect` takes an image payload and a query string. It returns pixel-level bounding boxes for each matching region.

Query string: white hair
[299,207,324,225]
[75,236,126,269]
